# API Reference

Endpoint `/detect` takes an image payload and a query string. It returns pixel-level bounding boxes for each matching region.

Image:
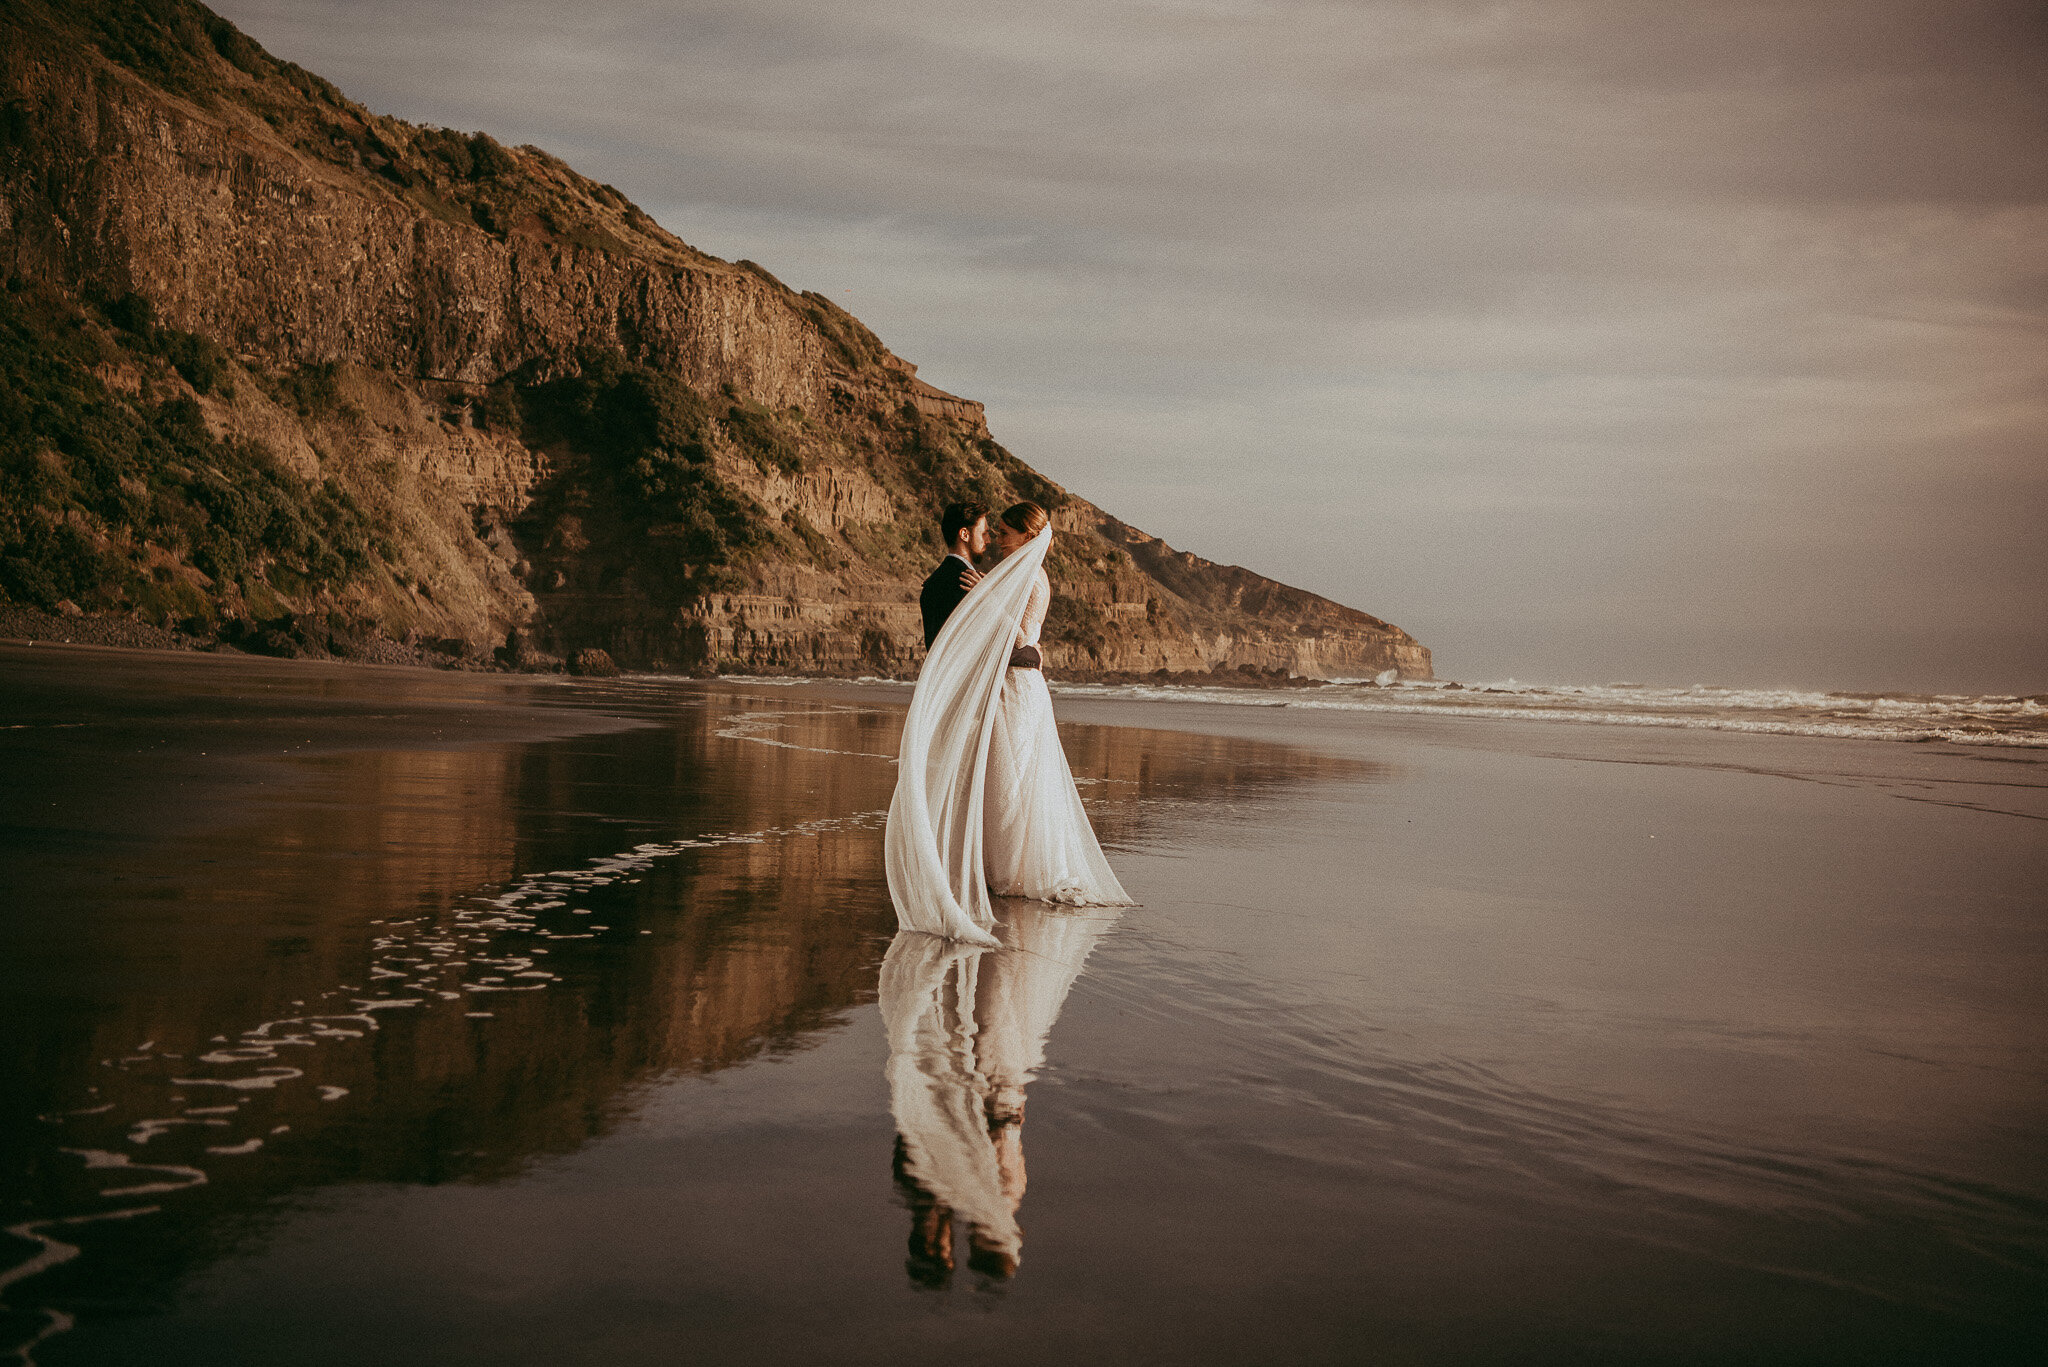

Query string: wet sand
[2,647,2043,1364]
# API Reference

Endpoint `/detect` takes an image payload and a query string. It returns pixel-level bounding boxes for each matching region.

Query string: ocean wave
[1048,680,2048,748]
[639,670,2046,748]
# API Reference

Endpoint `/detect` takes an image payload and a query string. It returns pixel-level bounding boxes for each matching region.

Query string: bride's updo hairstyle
[1000,501,1049,538]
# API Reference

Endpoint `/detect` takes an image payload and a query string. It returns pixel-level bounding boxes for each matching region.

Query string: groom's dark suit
[920,553,1041,668]
[920,555,974,648]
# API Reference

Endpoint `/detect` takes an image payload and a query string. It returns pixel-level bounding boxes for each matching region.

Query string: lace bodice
[1015,569,1050,649]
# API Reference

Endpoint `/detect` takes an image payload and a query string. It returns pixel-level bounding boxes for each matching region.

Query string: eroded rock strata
[0,0,1430,680]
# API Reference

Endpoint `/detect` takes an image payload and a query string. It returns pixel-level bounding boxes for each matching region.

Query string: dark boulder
[569,647,620,678]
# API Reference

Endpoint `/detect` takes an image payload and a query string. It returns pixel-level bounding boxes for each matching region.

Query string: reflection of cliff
[5,699,909,1333]
[21,730,894,1184]
[4,677,1381,1339]
[12,688,1381,1183]
[881,905,1118,1281]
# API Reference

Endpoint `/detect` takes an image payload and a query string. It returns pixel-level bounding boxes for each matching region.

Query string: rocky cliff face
[0,0,1430,680]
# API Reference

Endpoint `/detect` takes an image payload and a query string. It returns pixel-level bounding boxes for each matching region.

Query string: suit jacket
[920,556,973,648]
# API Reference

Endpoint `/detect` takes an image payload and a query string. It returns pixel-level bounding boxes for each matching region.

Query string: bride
[885,501,1134,945]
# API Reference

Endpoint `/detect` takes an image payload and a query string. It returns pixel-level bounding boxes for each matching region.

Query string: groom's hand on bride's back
[1007,645,1041,669]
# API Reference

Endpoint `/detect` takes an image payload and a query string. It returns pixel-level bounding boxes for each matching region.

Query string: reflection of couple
[885,500,1134,948]
[880,901,1117,1282]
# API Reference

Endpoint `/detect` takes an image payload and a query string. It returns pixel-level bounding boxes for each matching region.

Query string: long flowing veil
[884,525,1053,945]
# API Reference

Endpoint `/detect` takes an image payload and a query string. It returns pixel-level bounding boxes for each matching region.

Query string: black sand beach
[2,645,2043,1365]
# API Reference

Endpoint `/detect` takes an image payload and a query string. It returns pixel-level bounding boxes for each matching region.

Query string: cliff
[0,0,1431,680]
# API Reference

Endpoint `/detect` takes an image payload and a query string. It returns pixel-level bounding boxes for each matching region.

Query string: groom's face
[964,517,990,559]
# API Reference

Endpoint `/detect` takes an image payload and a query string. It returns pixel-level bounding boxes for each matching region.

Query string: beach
[2,644,2042,1365]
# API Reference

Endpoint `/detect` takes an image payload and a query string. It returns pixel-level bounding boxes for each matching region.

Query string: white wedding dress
[885,526,1134,945]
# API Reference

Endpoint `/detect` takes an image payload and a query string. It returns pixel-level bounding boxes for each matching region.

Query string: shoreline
[0,603,1376,691]
[0,639,654,768]
[691,671,2048,752]
[0,603,514,673]
[8,606,2040,751]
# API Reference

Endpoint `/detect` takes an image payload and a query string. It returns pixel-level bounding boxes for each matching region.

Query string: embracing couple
[884,501,1134,946]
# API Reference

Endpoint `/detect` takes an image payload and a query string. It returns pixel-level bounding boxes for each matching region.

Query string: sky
[210,0,2047,692]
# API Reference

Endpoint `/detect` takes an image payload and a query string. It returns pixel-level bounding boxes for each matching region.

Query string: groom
[921,501,1040,668]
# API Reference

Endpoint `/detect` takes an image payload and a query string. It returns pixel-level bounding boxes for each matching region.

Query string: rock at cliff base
[497,630,563,673]
[569,648,621,678]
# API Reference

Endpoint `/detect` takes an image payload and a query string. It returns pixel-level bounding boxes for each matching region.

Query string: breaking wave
[1043,678,2048,748]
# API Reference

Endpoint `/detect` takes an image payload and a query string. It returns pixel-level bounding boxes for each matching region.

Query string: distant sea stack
[0,0,1431,680]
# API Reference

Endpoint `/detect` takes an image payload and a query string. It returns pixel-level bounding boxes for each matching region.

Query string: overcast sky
[212,0,2047,692]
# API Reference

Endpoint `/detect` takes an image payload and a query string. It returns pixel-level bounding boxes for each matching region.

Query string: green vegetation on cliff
[53,0,343,108]
[0,286,384,621]
[6,0,694,269]
[521,349,769,568]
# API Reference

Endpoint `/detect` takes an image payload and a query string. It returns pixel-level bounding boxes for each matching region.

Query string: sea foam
[1047,678,2048,747]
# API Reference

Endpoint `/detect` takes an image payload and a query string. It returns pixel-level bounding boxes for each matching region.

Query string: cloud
[214,0,2048,689]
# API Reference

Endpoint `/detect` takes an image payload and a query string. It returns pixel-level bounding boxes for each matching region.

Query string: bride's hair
[999,501,1049,537]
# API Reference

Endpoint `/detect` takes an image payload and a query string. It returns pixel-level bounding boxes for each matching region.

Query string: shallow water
[1,647,2043,1364]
